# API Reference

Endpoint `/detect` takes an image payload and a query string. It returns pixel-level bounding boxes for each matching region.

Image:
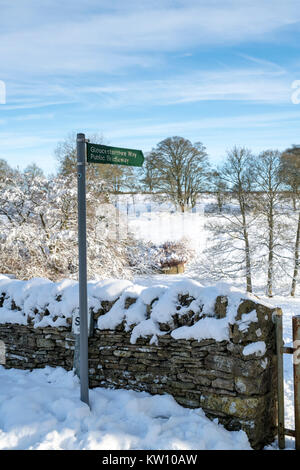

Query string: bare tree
[281,146,300,295]
[281,145,300,210]
[147,136,210,212]
[55,132,135,193]
[24,163,45,179]
[218,146,256,293]
[0,158,16,182]
[139,152,161,193]
[190,147,257,293]
[210,169,228,213]
[252,150,285,297]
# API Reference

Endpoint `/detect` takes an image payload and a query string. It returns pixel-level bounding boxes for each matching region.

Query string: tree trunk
[240,197,252,293]
[291,211,300,296]
[267,212,274,297]
[244,228,252,293]
[217,192,223,213]
[293,193,297,211]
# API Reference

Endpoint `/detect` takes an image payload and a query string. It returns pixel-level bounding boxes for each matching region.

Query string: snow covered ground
[0,194,298,450]
[0,366,251,451]
[114,196,300,450]
[0,275,297,450]
[116,193,206,252]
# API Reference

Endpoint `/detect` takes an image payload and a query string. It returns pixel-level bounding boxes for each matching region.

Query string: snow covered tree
[0,170,154,281]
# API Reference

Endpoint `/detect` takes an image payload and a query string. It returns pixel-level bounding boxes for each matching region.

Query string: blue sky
[1,0,300,175]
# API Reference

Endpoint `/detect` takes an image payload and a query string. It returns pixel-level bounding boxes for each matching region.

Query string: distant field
[112,193,220,251]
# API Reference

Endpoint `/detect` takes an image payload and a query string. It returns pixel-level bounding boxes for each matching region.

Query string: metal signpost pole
[75,138,144,407]
[76,133,89,407]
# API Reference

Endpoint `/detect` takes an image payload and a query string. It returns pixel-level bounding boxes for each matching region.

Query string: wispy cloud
[237,53,286,74]
[1,1,298,110]
[1,0,300,174]
[81,67,292,107]
[2,65,293,111]
[99,110,300,141]
[14,113,54,121]
[1,1,300,77]
[0,132,59,150]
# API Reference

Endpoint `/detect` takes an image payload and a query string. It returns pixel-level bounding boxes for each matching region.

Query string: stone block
[113,349,132,358]
[214,296,228,319]
[36,338,55,349]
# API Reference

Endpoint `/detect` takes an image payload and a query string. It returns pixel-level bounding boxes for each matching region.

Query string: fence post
[293,315,300,450]
[275,308,285,449]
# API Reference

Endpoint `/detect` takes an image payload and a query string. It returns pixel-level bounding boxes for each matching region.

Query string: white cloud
[14,113,54,121]
[99,110,300,141]
[78,67,292,107]
[93,109,300,163]
[1,0,300,77]
[0,132,58,150]
[2,64,293,112]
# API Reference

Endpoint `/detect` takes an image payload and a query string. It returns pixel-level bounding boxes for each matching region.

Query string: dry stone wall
[0,280,279,450]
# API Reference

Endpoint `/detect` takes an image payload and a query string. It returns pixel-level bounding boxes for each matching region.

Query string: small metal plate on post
[72,309,94,337]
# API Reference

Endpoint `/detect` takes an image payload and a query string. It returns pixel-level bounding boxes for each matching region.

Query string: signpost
[76,134,144,408]
[87,143,144,167]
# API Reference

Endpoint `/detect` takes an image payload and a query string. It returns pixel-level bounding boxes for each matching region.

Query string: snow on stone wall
[0,275,278,449]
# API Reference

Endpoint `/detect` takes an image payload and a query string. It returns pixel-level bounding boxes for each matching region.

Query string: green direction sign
[87,143,144,167]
